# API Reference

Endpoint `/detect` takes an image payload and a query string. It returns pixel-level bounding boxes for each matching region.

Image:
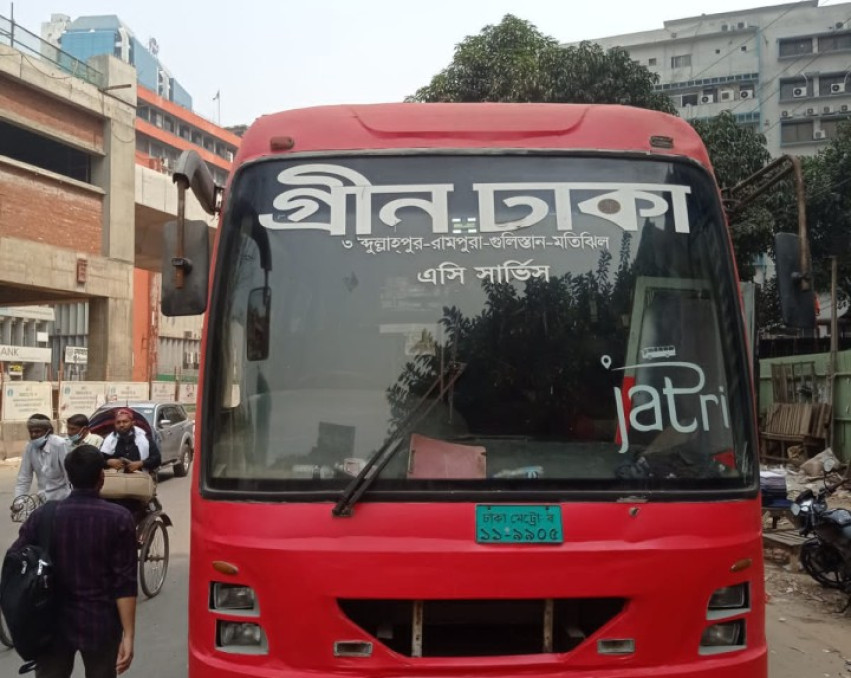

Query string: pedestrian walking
[14,414,71,505]
[9,444,138,677]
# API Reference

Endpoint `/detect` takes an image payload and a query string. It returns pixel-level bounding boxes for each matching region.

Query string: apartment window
[820,117,851,138]
[671,54,692,68]
[779,37,813,57]
[137,106,149,122]
[819,33,851,52]
[648,57,657,66]
[819,75,848,96]
[780,120,814,143]
[680,93,699,106]
[780,80,809,99]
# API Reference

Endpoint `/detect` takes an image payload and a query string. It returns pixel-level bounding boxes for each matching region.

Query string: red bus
[163,103,792,678]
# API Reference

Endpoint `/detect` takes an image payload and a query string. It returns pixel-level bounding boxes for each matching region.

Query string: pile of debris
[761,447,851,510]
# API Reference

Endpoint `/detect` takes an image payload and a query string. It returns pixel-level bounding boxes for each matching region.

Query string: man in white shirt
[66,413,104,450]
[14,413,71,503]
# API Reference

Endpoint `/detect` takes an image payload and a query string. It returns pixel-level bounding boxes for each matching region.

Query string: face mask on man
[67,432,82,445]
[31,433,49,448]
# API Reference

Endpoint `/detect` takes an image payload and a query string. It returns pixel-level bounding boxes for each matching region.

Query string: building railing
[0,14,105,89]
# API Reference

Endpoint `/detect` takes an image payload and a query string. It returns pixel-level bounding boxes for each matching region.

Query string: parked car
[91,400,195,477]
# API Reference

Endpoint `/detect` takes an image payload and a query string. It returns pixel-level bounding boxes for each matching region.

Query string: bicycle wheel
[10,495,40,523]
[139,519,169,598]
[0,609,13,649]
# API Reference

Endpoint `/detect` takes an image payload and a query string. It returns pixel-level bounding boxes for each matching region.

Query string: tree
[408,15,675,113]
[794,122,851,295]
[690,111,774,280]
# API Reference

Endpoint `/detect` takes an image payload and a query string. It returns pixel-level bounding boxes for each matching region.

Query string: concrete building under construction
[0,12,238,386]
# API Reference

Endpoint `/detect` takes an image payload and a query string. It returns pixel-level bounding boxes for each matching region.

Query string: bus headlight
[217,621,268,653]
[699,620,746,654]
[211,583,258,613]
[707,583,748,611]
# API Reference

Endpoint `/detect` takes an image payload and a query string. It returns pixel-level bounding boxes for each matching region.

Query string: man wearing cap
[14,412,72,502]
[100,408,161,472]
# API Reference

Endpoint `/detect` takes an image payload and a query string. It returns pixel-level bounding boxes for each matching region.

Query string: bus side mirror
[774,232,816,330]
[162,220,210,317]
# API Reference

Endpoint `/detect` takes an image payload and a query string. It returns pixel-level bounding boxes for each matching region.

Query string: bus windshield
[204,154,754,497]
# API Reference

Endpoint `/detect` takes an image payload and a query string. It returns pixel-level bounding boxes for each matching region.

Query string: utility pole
[828,256,838,448]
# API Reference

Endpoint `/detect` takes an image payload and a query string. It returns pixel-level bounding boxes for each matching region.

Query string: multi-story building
[0,14,138,386]
[40,13,240,382]
[579,0,851,157]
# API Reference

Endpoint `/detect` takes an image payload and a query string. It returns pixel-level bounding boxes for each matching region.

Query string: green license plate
[475,505,563,544]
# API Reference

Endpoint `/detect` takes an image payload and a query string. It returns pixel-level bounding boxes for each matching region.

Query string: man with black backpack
[1,445,138,677]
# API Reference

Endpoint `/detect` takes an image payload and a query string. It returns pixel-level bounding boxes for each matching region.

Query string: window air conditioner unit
[807,107,816,115]
[700,94,715,104]
[721,24,729,31]
[831,82,846,94]
[781,110,790,118]
[814,130,827,139]
[719,88,735,101]
[792,87,807,98]
[823,105,833,114]
[842,104,850,112]
[740,88,754,99]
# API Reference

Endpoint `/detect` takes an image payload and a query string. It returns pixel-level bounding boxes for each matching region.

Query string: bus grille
[337,598,626,657]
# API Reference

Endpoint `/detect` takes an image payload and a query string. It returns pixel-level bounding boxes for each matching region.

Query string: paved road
[0,459,847,677]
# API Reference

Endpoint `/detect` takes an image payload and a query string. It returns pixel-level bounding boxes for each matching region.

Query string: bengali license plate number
[475,505,563,544]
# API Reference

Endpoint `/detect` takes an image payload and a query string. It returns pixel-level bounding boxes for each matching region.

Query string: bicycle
[10,494,45,524]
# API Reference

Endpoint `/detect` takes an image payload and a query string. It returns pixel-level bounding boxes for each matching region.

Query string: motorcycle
[790,458,851,605]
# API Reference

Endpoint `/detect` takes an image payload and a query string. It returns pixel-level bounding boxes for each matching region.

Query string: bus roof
[235,103,712,169]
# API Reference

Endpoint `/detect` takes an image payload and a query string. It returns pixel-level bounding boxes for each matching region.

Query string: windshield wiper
[332,361,466,517]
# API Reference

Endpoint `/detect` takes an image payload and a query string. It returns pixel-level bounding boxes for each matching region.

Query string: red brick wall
[0,76,104,152]
[0,163,102,254]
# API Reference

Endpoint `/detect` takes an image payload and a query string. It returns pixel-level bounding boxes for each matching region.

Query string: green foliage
[691,112,773,280]
[408,15,675,113]
[800,123,851,294]
[691,111,771,187]
[767,121,851,297]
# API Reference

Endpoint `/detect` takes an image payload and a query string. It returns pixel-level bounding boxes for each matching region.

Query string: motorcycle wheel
[800,539,850,590]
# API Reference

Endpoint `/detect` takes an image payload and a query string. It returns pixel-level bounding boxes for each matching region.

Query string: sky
[9,0,811,128]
